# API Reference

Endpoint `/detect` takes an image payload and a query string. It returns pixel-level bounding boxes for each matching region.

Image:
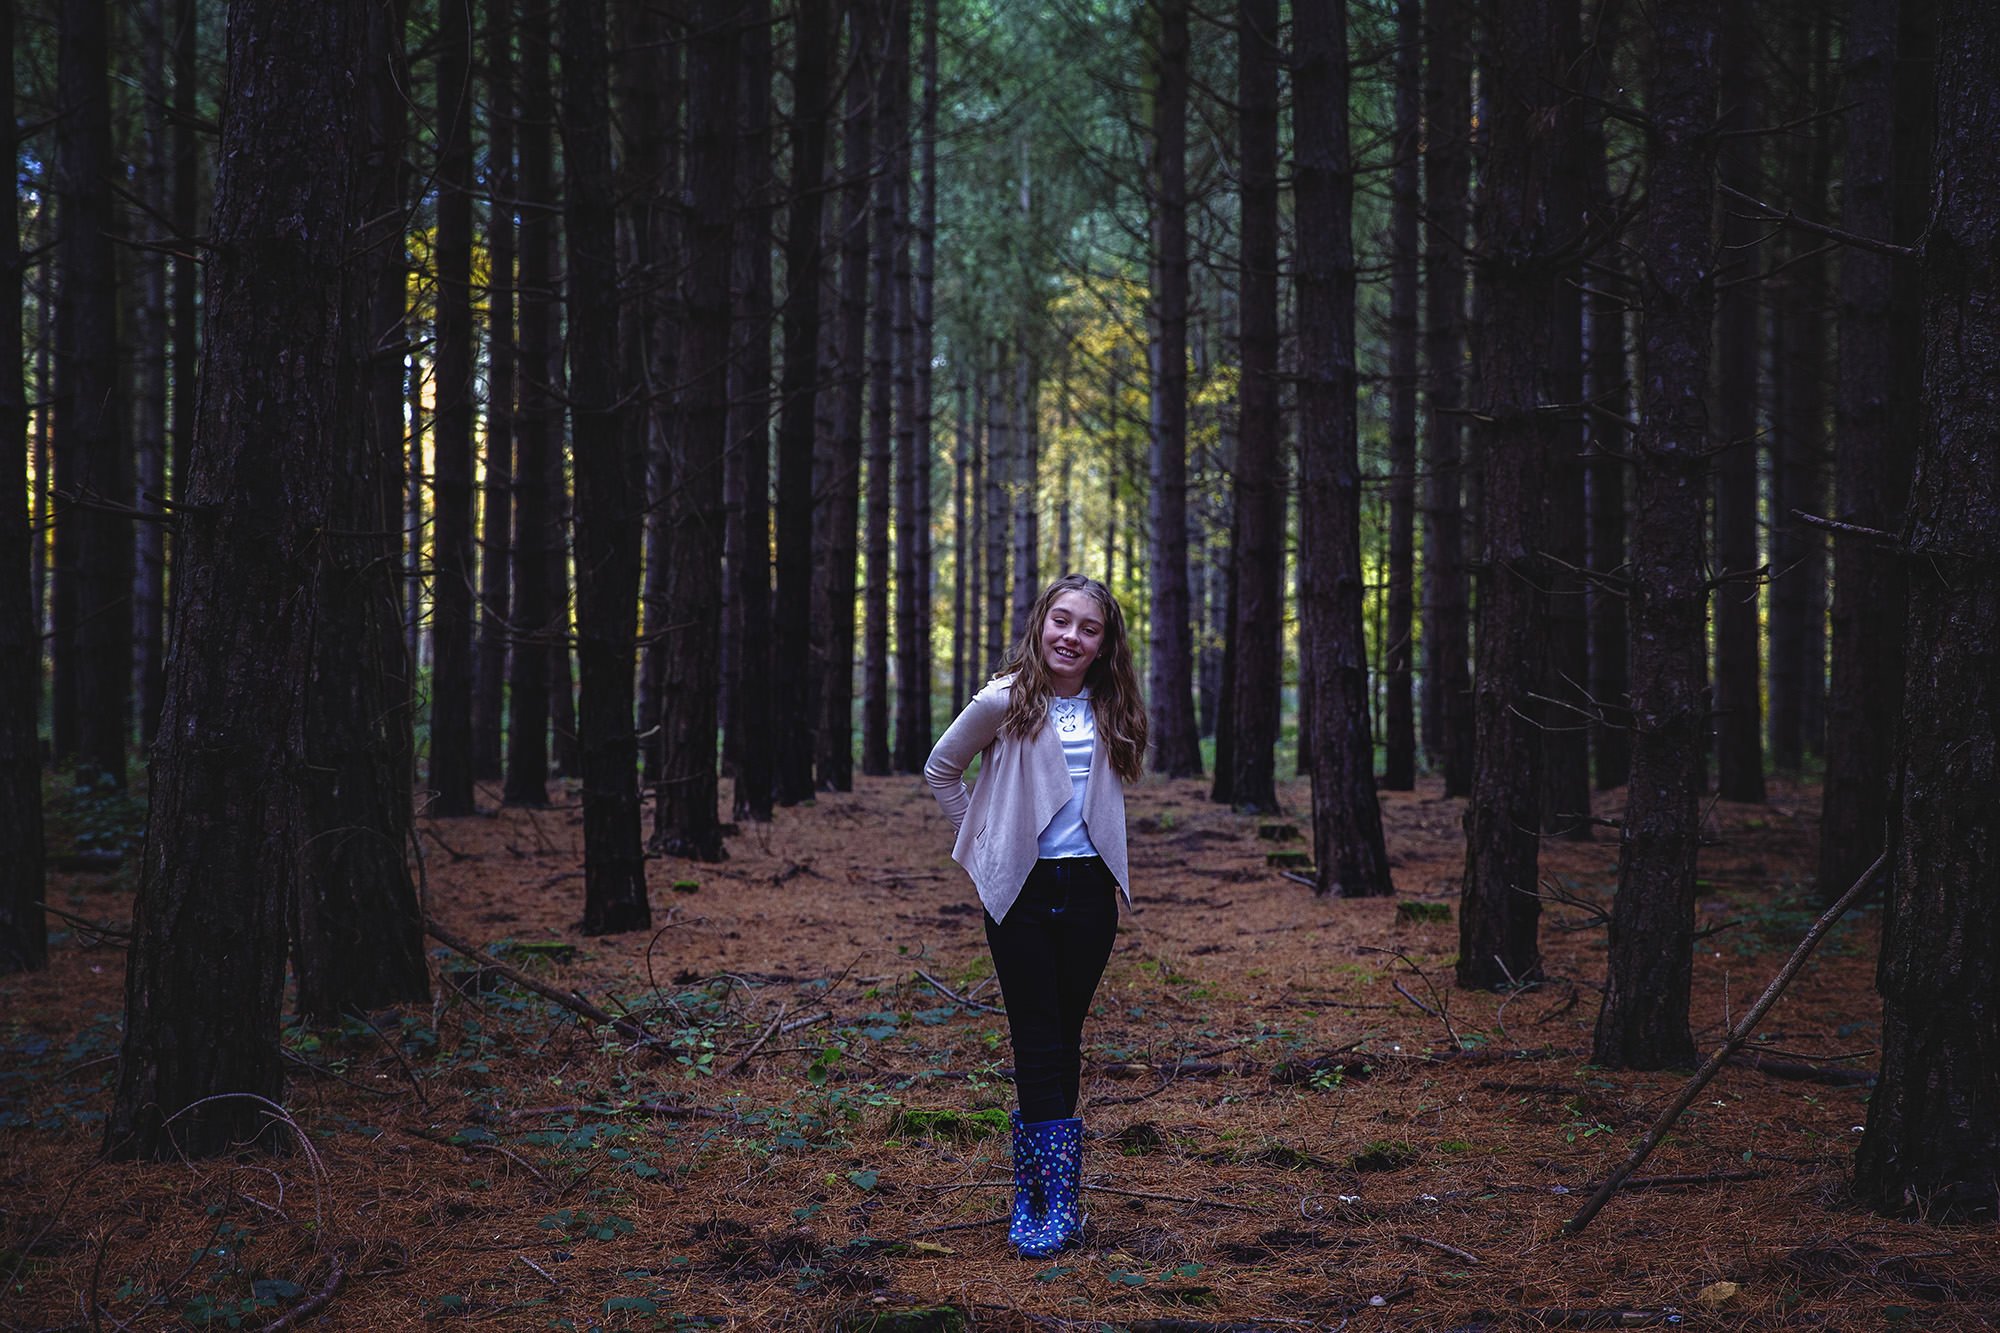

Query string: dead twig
[1397,1233,1481,1265]
[252,1250,345,1332]
[1564,849,1888,1236]
[723,1005,789,1077]
[425,917,656,1047]
[1361,946,1462,1049]
[1082,1183,1261,1213]
[914,968,1005,1014]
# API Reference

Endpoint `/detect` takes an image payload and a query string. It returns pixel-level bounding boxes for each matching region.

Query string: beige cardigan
[924,675,1132,924]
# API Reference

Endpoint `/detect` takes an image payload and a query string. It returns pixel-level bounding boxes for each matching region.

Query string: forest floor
[5,769,1998,1332]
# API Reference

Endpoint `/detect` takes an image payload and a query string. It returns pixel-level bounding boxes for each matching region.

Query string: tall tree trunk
[1591,0,1718,1068]
[1296,0,1392,896]
[1584,0,1631,793]
[1421,0,1473,796]
[428,0,478,815]
[134,0,169,747]
[1457,0,1573,989]
[908,0,940,767]
[1381,0,1420,791]
[815,0,873,793]
[951,372,970,711]
[1145,0,1203,778]
[0,0,46,975]
[773,0,833,805]
[1712,3,1766,804]
[1854,0,1994,1214]
[1009,344,1039,646]
[1540,0,1592,838]
[506,0,556,807]
[892,0,925,773]
[861,0,902,779]
[1225,0,1283,815]
[564,0,654,921]
[475,0,517,784]
[1821,0,1921,901]
[729,0,775,818]
[296,0,429,1023]
[56,0,131,789]
[107,0,365,1158]
[1767,11,1831,775]
[654,0,738,860]
[985,354,1010,674]
[170,0,198,578]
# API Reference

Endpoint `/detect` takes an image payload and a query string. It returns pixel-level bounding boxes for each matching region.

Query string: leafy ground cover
[4,773,1995,1330]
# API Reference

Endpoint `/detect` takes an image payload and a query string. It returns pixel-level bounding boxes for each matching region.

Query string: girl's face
[1040,589,1106,696]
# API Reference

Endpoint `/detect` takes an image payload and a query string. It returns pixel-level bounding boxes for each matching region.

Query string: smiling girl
[924,573,1148,1257]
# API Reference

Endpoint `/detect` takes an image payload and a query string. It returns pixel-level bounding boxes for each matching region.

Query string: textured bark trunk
[1583,0,1631,793]
[892,0,925,774]
[729,0,775,819]
[1421,0,1473,796]
[814,1,873,793]
[910,0,939,766]
[293,0,429,1024]
[428,0,478,815]
[1591,0,1718,1067]
[861,0,902,779]
[1820,0,1923,902]
[107,0,364,1158]
[56,0,132,789]
[505,4,557,807]
[1295,0,1392,896]
[652,0,738,862]
[951,374,970,713]
[134,0,168,747]
[1381,0,1420,792]
[0,0,46,975]
[474,0,516,785]
[1225,0,1283,815]
[1854,0,1997,1214]
[1146,0,1203,778]
[564,0,654,920]
[773,0,833,804]
[985,357,1010,675]
[1712,5,1766,805]
[1457,0,1573,989]
[1009,345,1039,647]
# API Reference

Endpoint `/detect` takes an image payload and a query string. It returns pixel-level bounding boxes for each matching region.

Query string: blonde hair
[995,573,1148,783]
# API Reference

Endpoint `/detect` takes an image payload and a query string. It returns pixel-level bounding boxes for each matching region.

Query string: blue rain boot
[1007,1110,1049,1251]
[1015,1117,1085,1257]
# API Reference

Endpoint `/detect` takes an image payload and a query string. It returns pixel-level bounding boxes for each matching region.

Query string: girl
[924,573,1148,1257]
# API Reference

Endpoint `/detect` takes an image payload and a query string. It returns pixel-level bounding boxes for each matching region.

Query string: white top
[1036,688,1100,859]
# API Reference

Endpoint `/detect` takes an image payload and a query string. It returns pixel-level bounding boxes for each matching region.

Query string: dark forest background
[2,0,1996,1217]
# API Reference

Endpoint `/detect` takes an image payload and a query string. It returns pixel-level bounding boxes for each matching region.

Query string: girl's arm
[924,680,1007,833]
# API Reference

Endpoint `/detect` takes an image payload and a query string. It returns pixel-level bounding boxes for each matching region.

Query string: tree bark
[908,0,940,768]
[107,0,365,1158]
[1457,0,1571,989]
[563,0,653,922]
[815,0,874,793]
[728,0,775,819]
[653,0,738,862]
[474,0,517,784]
[773,0,834,805]
[1820,0,1917,901]
[505,0,557,807]
[1591,0,1718,1068]
[134,0,169,747]
[861,0,902,779]
[1421,0,1473,797]
[427,0,478,815]
[1712,3,1766,804]
[892,0,926,774]
[56,0,132,789]
[293,0,430,1025]
[1295,0,1393,897]
[1146,0,1203,779]
[1381,0,1420,792]
[1225,0,1284,815]
[0,0,47,975]
[1853,0,1998,1214]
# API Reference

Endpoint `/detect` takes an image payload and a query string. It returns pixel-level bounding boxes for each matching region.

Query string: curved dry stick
[1563,849,1887,1236]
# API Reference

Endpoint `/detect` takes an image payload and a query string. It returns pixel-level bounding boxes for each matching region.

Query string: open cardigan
[923,674,1132,924]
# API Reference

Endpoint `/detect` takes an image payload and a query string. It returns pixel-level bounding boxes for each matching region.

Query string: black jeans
[984,856,1119,1123]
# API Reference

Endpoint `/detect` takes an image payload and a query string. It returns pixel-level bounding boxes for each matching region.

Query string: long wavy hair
[995,573,1148,783]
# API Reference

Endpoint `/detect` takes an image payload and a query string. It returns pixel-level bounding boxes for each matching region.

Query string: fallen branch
[1590,1169,1767,1191]
[1397,1233,1481,1265]
[723,1005,789,1077]
[1725,1050,1876,1086]
[251,1250,345,1333]
[425,918,652,1046]
[1082,1183,1261,1213]
[1563,849,1887,1236]
[914,968,1005,1014]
